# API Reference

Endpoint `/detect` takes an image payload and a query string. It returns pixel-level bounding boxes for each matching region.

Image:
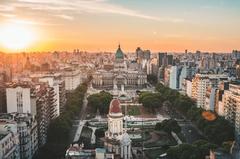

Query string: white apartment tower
[6,84,35,115]
[169,66,178,89]
[223,83,240,143]
[191,74,228,109]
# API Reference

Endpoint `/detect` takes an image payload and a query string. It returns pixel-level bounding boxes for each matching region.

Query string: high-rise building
[167,55,173,66]
[6,82,57,147]
[62,68,82,91]
[191,74,228,108]
[236,60,240,79]
[158,53,167,67]
[0,118,20,159]
[163,66,171,86]
[232,50,240,59]
[39,75,61,117]
[223,83,240,143]
[169,66,178,89]
[0,83,6,113]
[6,83,33,114]
[158,53,173,67]
[205,86,219,111]
[0,113,38,159]
[179,67,187,90]
[181,78,192,97]
[32,83,50,147]
[31,73,66,115]
[136,47,151,61]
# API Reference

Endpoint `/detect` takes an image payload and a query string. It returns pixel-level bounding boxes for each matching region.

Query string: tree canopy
[87,91,112,115]
[154,83,234,146]
[155,119,181,134]
[138,92,162,112]
[167,140,217,159]
[36,83,88,159]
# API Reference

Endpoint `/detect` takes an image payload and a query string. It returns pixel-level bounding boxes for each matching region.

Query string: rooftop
[109,99,121,114]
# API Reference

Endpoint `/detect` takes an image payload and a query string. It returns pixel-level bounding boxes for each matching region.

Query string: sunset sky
[0,0,239,53]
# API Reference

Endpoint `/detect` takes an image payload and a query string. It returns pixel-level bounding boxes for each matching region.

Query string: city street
[178,121,204,144]
[69,92,89,144]
[160,104,204,144]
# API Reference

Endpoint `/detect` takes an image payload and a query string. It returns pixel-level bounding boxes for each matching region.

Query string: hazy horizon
[0,0,240,52]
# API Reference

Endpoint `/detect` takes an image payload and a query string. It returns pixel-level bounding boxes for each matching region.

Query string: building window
[17,91,23,113]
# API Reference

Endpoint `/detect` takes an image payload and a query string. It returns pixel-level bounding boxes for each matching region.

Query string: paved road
[71,92,89,143]
[73,120,87,142]
[80,93,88,120]
[68,92,87,143]
[178,121,204,144]
[162,105,205,144]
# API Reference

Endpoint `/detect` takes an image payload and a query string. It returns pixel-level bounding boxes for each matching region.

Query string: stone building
[92,45,147,90]
[104,99,132,159]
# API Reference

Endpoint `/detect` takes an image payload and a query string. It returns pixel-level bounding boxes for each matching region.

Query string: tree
[95,128,105,138]
[38,83,88,159]
[175,95,195,114]
[151,82,234,146]
[99,91,113,114]
[155,119,181,134]
[193,140,217,157]
[87,91,112,115]
[88,94,101,114]
[139,92,162,112]
[203,117,234,145]
[47,117,71,143]
[167,144,202,159]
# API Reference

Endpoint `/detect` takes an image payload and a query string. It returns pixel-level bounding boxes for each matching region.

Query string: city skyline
[0,0,240,52]
[0,1,240,158]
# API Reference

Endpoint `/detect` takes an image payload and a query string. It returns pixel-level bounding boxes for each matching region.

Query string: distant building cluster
[0,47,240,158]
[156,50,240,146]
[0,50,91,158]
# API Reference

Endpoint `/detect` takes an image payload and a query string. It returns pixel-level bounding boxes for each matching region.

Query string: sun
[0,23,36,51]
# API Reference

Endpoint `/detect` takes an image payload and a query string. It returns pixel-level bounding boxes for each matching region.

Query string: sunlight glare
[0,23,36,50]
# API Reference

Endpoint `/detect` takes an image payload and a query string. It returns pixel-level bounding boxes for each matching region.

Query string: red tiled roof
[109,99,121,113]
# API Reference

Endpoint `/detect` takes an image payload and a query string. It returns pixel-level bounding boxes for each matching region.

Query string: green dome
[115,45,124,59]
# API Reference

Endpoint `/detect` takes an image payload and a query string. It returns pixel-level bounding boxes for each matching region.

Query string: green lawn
[122,106,141,116]
[128,106,141,116]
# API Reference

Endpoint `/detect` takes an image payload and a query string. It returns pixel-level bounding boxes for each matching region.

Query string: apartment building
[223,83,240,143]
[0,119,20,159]
[6,82,57,147]
[191,74,228,108]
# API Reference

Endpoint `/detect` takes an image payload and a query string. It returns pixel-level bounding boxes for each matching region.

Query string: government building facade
[92,45,147,90]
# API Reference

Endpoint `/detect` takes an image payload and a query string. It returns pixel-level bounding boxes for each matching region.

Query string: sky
[0,0,239,53]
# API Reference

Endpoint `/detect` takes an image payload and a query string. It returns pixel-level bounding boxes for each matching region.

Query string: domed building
[114,45,127,71]
[105,99,132,159]
[92,45,147,90]
[115,44,124,60]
